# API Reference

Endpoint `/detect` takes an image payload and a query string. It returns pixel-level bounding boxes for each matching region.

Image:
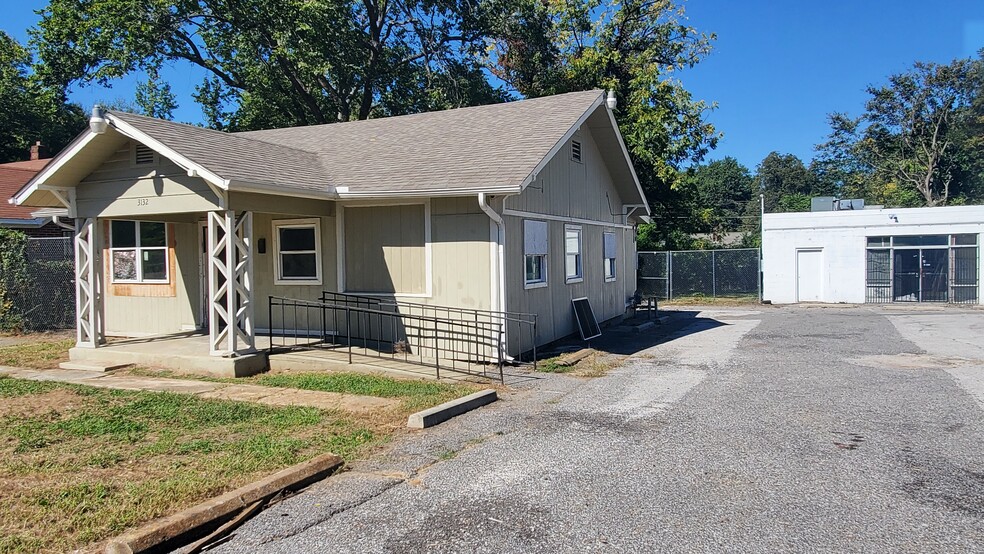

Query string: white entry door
[796,249,823,302]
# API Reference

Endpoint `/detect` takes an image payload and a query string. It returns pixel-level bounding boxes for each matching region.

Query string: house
[11,89,650,375]
[762,205,982,304]
[0,143,72,237]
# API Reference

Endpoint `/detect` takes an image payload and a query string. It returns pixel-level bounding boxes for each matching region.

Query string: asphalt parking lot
[213,305,984,553]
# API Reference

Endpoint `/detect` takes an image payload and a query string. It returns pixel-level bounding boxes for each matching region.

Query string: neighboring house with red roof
[0,145,72,237]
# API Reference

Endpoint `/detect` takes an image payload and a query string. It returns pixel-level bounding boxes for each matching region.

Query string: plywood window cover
[603,230,617,282]
[103,220,177,298]
[273,218,322,285]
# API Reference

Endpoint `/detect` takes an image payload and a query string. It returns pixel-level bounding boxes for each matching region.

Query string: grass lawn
[660,295,761,306]
[0,376,377,554]
[0,338,74,369]
[534,350,621,378]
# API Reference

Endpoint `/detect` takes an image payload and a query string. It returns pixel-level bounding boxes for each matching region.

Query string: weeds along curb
[104,452,344,554]
[407,389,498,428]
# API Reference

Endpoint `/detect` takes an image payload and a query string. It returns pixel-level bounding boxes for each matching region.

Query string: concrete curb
[104,453,343,554]
[407,389,498,429]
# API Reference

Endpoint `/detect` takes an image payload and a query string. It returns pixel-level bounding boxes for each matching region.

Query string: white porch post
[74,217,103,347]
[207,210,254,355]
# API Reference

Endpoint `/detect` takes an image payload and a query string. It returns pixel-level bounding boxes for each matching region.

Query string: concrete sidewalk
[0,367,398,414]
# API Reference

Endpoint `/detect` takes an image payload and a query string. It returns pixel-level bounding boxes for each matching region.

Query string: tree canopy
[0,31,85,163]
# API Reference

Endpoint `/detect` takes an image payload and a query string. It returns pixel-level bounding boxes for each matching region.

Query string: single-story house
[0,144,73,237]
[11,89,650,373]
[762,205,982,304]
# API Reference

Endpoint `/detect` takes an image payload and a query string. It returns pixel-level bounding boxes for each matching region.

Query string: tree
[486,0,720,249]
[755,152,816,212]
[0,31,85,162]
[33,0,509,130]
[816,54,984,207]
[684,157,753,232]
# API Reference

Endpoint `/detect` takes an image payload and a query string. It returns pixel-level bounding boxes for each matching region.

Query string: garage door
[796,249,823,302]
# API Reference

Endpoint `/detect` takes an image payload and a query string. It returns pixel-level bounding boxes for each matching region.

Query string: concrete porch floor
[69,331,518,383]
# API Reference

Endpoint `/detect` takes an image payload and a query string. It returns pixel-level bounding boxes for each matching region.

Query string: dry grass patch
[535,350,622,378]
[0,375,380,554]
[0,338,73,369]
[660,295,760,307]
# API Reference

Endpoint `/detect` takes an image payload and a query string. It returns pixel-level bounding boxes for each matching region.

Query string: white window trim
[273,218,323,286]
[336,201,432,297]
[524,254,548,289]
[604,230,617,283]
[565,224,583,284]
[109,220,169,284]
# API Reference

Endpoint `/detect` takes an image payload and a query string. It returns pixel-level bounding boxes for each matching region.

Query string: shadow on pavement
[543,310,728,357]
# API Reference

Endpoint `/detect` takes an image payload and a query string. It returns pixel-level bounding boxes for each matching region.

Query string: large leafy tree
[0,31,85,163]
[681,157,753,233]
[814,53,984,207]
[755,152,817,212]
[33,0,509,130]
[486,0,720,249]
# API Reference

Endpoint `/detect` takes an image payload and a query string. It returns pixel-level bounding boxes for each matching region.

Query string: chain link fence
[638,248,761,300]
[6,237,75,330]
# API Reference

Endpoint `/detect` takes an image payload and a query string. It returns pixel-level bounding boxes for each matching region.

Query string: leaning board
[571,297,602,340]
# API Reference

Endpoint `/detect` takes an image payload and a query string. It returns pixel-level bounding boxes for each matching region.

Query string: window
[274,218,321,285]
[603,231,617,282]
[110,220,168,283]
[524,220,548,288]
[565,225,582,282]
[571,140,582,163]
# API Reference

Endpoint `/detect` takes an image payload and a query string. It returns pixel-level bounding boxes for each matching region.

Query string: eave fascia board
[11,130,100,206]
[519,92,606,191]
[335,185,520,200]
[0,217,49,228]
[226,179,338,201]
[105,113,230,190]
[601,108,650,215]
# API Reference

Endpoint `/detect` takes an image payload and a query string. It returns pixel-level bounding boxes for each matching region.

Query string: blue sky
[4,1,984,170]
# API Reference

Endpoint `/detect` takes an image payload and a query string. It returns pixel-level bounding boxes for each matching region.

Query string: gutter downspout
[478,192,510,361]
[53,216,74,231]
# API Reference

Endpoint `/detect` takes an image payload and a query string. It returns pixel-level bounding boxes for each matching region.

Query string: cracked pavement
[210,306,984,553]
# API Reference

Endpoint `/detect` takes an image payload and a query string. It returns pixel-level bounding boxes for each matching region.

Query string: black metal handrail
[268,296,509,382]
[319,291,539,366]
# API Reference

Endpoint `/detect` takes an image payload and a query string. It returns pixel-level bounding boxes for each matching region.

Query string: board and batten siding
[503,128,634,351]
[344,204,427,294]
[75,141,220,219]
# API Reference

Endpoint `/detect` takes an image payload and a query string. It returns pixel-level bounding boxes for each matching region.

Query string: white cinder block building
[762,205,983,304]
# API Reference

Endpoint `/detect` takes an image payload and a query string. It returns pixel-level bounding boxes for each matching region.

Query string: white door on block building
[796,249,823,302]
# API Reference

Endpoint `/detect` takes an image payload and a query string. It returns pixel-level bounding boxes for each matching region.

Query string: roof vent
[571,140,582,163]
[134,144,155,165]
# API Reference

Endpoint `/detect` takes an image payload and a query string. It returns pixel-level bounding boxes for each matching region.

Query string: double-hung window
[110,220,168,283]
[565,225,583,282]
[603,231,617,282]
[274,218,322,285]
[524,220,548,288]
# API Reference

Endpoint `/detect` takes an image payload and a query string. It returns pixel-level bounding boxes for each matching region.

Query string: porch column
[207,210,255,355]
[74,217,104,347]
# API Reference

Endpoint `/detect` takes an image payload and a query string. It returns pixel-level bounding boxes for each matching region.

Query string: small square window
[526,254,546,286]
[274,219,322,285]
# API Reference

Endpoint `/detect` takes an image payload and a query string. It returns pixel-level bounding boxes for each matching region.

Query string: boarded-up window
[603,231,617,281]
[524,220,548,286]
[345,204,426,293]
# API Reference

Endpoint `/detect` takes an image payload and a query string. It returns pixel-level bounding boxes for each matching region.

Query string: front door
[796,249,823,302]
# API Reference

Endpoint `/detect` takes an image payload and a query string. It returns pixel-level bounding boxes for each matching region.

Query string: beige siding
[503,127,636,351]
[343,204,426,294]
[104,221,199,335]
[253,212,338,329]
[76,141,220,218]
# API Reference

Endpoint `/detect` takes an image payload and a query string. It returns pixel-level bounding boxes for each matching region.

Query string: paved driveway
[213,306,984,553]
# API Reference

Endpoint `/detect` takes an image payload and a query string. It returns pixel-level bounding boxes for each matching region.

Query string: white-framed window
[603,231,617,282]
[565,225,582,283]
[274,218,322,285]
[523,220,549,288]
[110,220,168,283]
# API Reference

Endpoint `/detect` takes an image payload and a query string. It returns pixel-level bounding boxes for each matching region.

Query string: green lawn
[0,375,376,554]
[0,338,74,369]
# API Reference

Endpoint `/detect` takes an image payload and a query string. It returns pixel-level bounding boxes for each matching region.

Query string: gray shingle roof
[108,111,331,193]
[237,89,604,195]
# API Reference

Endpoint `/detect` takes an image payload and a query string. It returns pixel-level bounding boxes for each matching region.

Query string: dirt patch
[0,388,84,418]
[851,353,978,371]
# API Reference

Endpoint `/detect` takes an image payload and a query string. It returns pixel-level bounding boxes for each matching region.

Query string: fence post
[346,306,352,364]
[667,251,673,300]
[712,250,717,298]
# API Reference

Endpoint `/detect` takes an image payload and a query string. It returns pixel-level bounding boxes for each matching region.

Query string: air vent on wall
[135,144,155,165]
[571,140,582,163]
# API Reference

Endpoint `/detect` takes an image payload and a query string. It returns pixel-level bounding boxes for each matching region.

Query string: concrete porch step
[58,361,134,373]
